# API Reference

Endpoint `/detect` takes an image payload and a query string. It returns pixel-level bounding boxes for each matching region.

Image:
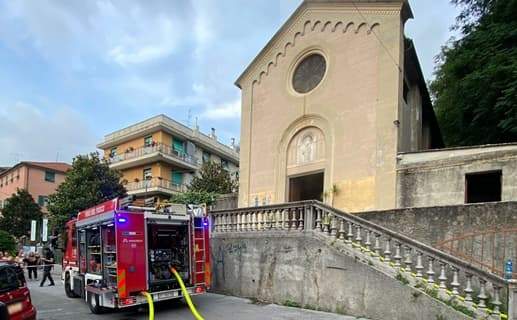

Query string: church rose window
[292,53,326,94]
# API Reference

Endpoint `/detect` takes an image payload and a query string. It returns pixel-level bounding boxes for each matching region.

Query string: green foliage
[0,231,16,254]
[188,162,237,194]
[0,189,42,238]
[396,272,410,285]
[431,0,517,146]
[170,190,217,206]
[48,153,126,233]
[283,300,301,308]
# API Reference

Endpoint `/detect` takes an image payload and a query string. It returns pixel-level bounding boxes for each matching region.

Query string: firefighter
[39,247,55,287]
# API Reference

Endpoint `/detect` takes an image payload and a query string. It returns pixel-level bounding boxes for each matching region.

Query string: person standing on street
[40,247,55,287]
[24,252,38,280]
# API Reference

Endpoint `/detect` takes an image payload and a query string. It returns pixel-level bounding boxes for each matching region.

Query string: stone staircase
[210,201,517,320]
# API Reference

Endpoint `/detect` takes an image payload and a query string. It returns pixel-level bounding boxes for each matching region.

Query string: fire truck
[61,197,211,314]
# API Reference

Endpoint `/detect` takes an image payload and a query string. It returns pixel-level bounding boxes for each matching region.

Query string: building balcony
[124,177,186,196]
[108,143,199,170]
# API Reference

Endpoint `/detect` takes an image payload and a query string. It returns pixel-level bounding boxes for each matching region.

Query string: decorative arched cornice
[251,19,380,86]
[277,114,333,155]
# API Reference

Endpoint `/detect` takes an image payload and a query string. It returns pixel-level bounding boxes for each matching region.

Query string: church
[236,0,517,212]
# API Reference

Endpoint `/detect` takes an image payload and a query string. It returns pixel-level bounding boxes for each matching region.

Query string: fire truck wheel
[87,292,107,314]
[64,273,78,298]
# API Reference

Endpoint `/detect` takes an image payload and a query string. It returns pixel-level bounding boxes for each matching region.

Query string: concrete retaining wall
[211,231,471,320]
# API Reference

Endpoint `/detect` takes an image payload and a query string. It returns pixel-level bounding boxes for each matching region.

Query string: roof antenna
[55,152,60,162]
[187,108,192,127]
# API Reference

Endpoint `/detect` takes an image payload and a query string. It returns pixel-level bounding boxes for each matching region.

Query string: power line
[351,0,403,73]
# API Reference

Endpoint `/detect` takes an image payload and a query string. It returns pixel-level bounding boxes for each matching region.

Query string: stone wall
[211,231,471,320]
[397,143,517,208]
[211,193,238,211]
[356,201,517,246]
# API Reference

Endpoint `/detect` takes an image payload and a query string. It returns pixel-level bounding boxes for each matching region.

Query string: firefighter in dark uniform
[40,247,55,287]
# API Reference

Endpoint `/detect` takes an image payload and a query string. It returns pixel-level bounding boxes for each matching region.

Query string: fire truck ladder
[192,218,206,284]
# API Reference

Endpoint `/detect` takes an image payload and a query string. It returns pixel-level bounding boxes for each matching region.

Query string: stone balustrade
[211,200,513,320]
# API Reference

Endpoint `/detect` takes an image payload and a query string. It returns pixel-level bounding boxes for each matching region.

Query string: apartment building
[97,114,239,203]
[0,162,71,212]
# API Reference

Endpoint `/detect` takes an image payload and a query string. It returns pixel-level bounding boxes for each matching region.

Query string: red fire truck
[62,197,211,314]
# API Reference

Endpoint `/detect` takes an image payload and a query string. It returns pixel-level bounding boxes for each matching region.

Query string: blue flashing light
[203,221,209,227]
[117,217,127,223]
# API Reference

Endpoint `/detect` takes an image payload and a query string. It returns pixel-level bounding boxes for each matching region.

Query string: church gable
[235,0,410,89]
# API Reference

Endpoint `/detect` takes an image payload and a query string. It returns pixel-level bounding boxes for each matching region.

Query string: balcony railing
[108,143,198,166]
[125,177,186,193]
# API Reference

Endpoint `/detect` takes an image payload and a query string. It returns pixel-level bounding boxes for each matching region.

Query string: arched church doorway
[286,127,326,202]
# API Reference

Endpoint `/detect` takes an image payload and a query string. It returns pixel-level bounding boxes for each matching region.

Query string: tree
[170,191,217,206]
[0,189,42,238]
[48,152,126,233]
[188,162,237,194]
[0,231,16,255]
[431,0,517,146]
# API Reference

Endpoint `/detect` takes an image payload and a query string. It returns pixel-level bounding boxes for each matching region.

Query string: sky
[0,0,461,166]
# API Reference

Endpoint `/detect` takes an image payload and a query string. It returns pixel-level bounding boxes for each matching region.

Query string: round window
[292,53,326,94]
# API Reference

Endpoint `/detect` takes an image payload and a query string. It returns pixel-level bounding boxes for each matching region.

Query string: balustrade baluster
[276,210,282,229]
[221,214,227,232]
[373,233,381,256]
[330,216,338,237]
[247,212,252,231]
[393,242,402,267]
[291,208,298,230]
[477,279,488,308]
[355,225,362,245]
[438,262,447,289]
[226,214,232,232]
[257,211,263,230]
[346,222,353,244]
[234,214,238,232]
[339,220,346,241]
[213,215,219,232]
[491,285,502,315]
[364,230,371,251]
[426,257,435,284]
[462,274,473,302]
[251,212,257,231]
[450,268,460,296]
[403,246,412,270]
[298,207,304,231]
[383,237,392,262]
[315,209,322,231]
[324,212,331,233]
[415,251,424,278]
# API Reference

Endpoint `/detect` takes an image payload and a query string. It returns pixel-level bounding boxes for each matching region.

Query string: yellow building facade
[236,0,442,211]
[97,115,239,203]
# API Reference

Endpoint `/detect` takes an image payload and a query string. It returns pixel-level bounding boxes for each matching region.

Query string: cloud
[0,103,97,165]
[201,99,241,120]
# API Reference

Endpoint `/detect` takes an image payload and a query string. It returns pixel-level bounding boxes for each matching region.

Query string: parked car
[0,261,36,320]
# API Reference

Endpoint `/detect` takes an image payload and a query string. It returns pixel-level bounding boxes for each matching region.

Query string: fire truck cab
[62,197,210,314]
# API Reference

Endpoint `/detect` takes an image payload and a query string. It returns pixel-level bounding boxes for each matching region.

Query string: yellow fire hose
[170,267,205,320]
[141,291,155,320]
[140,268,205,320]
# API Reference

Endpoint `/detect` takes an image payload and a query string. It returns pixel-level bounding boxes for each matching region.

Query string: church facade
[236,0,442,212]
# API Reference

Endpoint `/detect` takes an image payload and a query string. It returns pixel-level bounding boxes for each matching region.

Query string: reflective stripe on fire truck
[118,269,127,299]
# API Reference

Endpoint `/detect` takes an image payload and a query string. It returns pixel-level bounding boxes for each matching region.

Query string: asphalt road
[28,280,366,320]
